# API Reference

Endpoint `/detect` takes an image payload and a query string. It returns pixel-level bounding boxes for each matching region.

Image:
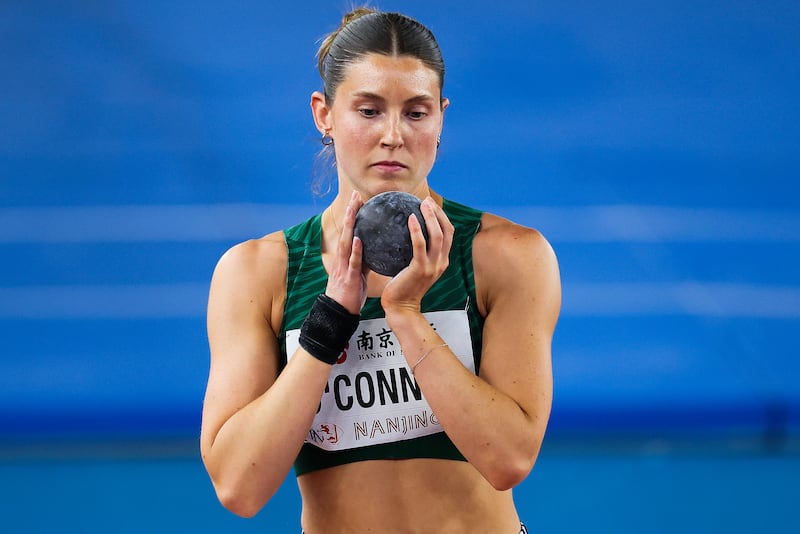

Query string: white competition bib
[286,309,475,451]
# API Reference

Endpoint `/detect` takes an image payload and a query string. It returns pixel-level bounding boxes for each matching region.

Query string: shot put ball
[353,191,429,276]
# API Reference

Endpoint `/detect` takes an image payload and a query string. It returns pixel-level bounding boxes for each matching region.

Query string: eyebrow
[351,91,436,104]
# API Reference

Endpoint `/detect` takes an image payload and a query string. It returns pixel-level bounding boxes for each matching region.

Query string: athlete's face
[313,53,448,200]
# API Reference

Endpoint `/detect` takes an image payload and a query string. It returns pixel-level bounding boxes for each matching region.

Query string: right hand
[325,191,368,314]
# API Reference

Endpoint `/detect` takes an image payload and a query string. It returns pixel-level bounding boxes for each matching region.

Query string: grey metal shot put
[353,191,430,277]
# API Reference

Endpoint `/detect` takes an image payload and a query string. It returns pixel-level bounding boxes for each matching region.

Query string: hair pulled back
[316,8,445,103]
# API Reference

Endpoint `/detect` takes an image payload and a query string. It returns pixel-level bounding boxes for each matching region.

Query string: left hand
[381,197,454,314]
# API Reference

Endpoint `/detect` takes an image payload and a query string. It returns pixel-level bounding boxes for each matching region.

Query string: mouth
[371,161,408,172]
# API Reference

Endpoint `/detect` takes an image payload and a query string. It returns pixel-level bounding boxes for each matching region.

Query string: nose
[380,114,403,149]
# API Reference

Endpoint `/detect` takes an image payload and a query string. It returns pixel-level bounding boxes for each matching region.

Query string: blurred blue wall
[1,0,799,445]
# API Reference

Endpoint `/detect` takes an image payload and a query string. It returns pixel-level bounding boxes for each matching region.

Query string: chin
[361,182,408,198]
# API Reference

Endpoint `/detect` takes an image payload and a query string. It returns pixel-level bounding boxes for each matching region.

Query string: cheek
[338,121,377,151]
[418,117,442,141]
[412,126,440,156]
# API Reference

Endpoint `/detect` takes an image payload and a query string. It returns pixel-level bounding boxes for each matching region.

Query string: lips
[371,161,407,172]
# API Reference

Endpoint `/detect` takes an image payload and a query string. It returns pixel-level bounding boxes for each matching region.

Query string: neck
[332,186,441,210]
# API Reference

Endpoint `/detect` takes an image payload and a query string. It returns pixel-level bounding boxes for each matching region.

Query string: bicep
[200,243,284,456]
[476,226,561,422]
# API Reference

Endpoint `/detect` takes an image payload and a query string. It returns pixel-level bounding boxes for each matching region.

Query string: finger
[349,235,364,273]
[338,191,359,236]
[419,197,444,256]
[336,208,354,263]
[435,205,455,260]
[353,234,371,276]
[426,198,454,260]
[408,213,430,265]
[351,236,369,307]
[344,191,363,228]
[336,194,361,256]
[424,197,453,234]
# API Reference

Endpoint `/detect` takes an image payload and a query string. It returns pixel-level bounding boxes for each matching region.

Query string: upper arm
[473,215,561,435]
[200,234,287,458]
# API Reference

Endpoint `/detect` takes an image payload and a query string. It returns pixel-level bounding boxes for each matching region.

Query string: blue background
[1,0,798,531]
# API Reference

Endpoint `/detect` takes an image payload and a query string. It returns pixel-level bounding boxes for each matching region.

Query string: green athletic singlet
[280,198,484,475]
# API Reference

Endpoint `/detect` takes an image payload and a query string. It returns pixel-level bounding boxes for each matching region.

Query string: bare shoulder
[209,230,288,334]
[213,230,287,283]
[473,212,559,278]
[472,212,561,316]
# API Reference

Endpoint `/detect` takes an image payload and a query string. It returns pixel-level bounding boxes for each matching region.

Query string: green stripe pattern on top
[280,198,485,475]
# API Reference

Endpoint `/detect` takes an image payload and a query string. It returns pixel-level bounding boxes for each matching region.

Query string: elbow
[487,454,536,491]
[203,453,270,518]
[484,435,543,491]
[202,449,278,518]
[207,464,268,518]
[222,499,261,519]
[214,481,264,518]
[486,421,548,491]
[201,437,271,518]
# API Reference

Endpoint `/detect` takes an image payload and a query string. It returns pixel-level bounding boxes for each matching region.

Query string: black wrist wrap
[299,294,360,365]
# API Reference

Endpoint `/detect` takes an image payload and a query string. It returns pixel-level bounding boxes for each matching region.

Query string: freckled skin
[354,191,429,276]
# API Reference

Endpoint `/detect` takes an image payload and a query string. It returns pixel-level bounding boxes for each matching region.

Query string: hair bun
[340,7,377,27]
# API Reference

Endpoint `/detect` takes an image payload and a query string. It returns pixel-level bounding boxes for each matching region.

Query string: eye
[407,110,428,120]
[359,108,379,118]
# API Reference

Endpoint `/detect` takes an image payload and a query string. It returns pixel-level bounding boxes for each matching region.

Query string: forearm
[204,353,331,516]
[387,310,545,490]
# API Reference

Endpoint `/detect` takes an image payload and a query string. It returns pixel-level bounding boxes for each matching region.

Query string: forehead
[338,53,441,100]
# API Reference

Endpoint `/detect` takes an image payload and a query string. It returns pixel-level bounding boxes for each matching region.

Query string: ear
[311,91,332,133]
[439,97,450,132]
